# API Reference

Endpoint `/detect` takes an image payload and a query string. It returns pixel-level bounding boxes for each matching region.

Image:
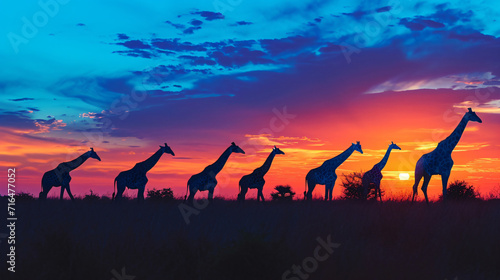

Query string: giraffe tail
[184,183,188,201]
[304,179,307,200]
[112,178,117,200]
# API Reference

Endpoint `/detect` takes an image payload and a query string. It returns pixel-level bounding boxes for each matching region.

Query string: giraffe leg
[114,180,126,202]
[257,187,265,202]
[441,172,450,201]
[60,177,72,201]
[187,188,197,203]
[306,183,315,200]
[330,176,338,201]
[377,184,382,202]
[238,185,248,202]
[65,185,75,201]
[60,186,65,200]
[258,180,265,202]
[305,175,316,200]
[421,174,432,204]
[39,183,51,200]
[412,157,425,202]
[412,173,423,203]
[259,189,265,202]
[208,189,214,201]
[326,183,334,201]
[137,186,145,203]
[361,179,369,200]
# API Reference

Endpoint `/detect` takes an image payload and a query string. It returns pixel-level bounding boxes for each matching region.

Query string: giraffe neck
[375,147,393,171]
[256,151,276,175]
[136,148,164,173]
[325,145,355,169]
[438,115,469,154]
[205,147,232,175]
[63,152,90,171]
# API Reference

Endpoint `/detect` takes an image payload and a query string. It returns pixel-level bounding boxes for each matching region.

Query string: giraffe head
[389,141,401,150]
[160,143,175,156]
[466,108,482,123]
[230,142,245,154]
[273,145,285,155]
[353,141,363,154]
[88,148,101,161]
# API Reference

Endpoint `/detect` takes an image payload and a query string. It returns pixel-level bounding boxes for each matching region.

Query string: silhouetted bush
[147,188,174,201]
[341,172,364,200]
[271,185,295,201]
[83,190,100,201]
[15,192,35,201]
[441,180,479,200]
[341,172,380,200]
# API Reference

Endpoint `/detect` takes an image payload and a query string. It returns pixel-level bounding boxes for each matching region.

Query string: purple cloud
[9,98,34,101]
[117,33,129,40]
[190,19,203,26]
[400,18,445,31]
[118,40,151,49]
[192,11,224,21]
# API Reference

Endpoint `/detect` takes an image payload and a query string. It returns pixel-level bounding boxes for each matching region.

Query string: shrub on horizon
[147,187,174,201]
[15,192,35,201]
[271,185,295,201]
[340,172,381,200]
[440,180,479,200]
[83,189,100,201]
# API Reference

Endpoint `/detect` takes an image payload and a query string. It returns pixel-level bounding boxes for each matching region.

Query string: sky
[1,0,499,200]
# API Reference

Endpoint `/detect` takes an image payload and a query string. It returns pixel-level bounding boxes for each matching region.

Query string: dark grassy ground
[1,198,499,280]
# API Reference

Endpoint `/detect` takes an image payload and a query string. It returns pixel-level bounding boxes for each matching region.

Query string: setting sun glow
[399,173,410,181]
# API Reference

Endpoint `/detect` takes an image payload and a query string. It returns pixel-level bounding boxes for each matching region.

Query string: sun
[399,173,410,180]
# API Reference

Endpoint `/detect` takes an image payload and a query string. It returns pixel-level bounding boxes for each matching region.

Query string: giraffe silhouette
[237,146,285,202]
[113,143,174,202]
[305,142,363,200]
[39,148,101,200]
[412,108,482,203]
[185,142,245,202]
[362,142,401,202]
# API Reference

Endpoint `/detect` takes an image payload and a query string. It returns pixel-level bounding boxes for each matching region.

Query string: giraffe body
[412,108,482,203]
[113,143,174,202]
[39,148,101,200]
[362,142,401,201]
[238,146,284,202]
[186,142,245,202]
[305,142,363,200]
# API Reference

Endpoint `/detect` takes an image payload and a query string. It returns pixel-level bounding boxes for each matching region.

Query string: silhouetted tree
[341,172,381,200]
[83,189,100,201]
[440,180,479,200]
[341,172,364,200]
[147,187,174,201]
[271,185,295,201]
